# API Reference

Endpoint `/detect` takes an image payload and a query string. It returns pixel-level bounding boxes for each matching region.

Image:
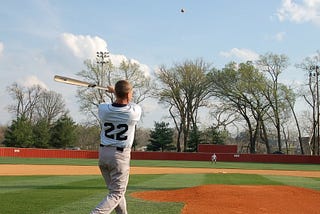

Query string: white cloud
[60,33,151,76]
[277,0,320,25]
[18,75,48,89]
[110,54,151,76]
[0,42,4,57]
[109,54,127,66]
[140,99,169,127]
[219,48,259,62]
[60,33,108,59]
[129,58,151,77]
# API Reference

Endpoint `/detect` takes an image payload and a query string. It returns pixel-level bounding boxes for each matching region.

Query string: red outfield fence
[132,152,320,164]
[1,146,320,164]
[0,147,98,159]
[198,144,238,153]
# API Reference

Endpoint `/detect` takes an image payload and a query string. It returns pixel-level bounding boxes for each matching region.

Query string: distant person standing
[211,153,217,164]
[90,80,142,214]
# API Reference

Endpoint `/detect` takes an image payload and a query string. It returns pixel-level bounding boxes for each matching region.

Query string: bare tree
[283,85,304,154]
[35,90,67,125]
[210,61,272,153]
[156,59,212,151]
[256,52,289,152]
[7,83,42,122]
[296,50,320,155]
[7,83,68,126]
[77,59,112,123]
[118,60,152,104]
[76,58,152,125]
[209,103,241,131]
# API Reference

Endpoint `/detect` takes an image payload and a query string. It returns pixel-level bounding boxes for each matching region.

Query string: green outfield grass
[1,157,320,214]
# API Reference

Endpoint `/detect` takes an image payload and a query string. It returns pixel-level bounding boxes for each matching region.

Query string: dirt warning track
[1,164,320,178]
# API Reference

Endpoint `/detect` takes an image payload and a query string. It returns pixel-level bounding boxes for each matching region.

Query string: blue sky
[0,0,320,128]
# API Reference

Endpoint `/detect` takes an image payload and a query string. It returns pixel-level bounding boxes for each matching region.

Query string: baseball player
[90,80,142,214]
[211,153,217,164]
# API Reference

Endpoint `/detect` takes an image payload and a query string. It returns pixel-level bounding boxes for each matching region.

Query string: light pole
[97,51,109,70]
[96,51,110,86]
[310,65,319,155]
[96,51,109,64]
[96,51,110,103]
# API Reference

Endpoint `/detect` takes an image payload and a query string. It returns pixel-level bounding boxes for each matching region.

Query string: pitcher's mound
[131,185,320,214]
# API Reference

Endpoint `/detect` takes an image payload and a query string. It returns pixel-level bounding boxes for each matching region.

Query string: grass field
[1,157,320,214]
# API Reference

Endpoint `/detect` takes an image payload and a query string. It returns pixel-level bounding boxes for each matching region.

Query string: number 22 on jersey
[104,122,128,141]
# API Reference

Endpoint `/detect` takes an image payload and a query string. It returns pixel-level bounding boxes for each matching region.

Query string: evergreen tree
[3,116,34,148]
[50,114,77,148]
[187,126,202,152]
[203,126,227,145]
[147,121,175,151]
[33,119,51,148]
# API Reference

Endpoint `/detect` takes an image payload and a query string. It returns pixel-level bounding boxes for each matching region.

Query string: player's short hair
[115,80,132,99]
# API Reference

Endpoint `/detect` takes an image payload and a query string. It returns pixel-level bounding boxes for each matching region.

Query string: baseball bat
[54,75,110,91]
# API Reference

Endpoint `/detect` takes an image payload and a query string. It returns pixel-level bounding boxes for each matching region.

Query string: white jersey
[98,102,142,148]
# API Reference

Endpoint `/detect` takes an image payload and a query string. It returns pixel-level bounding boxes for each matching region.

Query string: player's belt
[100,144,124,152]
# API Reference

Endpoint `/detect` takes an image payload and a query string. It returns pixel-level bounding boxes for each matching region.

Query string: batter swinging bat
[54,75,110,91]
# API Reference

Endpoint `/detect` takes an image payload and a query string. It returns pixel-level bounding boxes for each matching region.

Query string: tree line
[1,51,320,155]
[2,84,83,149]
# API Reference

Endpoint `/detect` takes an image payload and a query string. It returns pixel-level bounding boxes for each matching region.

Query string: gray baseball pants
[90,146,131,214]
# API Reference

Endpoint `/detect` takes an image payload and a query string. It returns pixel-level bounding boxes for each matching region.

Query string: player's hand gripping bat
[54,75,113,92]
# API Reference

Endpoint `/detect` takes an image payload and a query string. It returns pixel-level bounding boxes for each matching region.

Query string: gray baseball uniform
[90,102,141,214]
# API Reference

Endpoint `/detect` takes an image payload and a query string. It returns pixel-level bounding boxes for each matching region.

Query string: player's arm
[106,86,115,93]
[98,86,115,104]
